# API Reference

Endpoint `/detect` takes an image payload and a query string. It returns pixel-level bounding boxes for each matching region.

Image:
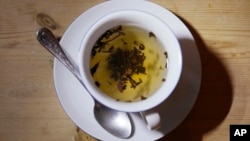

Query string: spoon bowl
[36,28,132,139]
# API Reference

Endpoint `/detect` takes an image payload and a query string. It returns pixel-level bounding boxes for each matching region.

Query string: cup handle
[140,111,161,130]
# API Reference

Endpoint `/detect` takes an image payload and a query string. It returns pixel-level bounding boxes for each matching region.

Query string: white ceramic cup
[78,10,182,129]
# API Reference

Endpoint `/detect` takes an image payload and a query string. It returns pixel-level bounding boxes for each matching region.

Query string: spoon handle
[36,28,82,81]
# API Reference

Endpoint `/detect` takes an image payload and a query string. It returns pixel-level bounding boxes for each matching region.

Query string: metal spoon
[36,28,132,139]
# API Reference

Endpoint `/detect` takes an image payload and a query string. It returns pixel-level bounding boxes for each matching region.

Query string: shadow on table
[157,17,233,141]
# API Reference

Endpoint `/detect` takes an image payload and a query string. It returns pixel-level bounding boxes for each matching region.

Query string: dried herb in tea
[91,26,124,58]
[107,47,146,92]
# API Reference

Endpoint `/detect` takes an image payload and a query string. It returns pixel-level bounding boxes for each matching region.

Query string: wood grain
[0,0,249,141]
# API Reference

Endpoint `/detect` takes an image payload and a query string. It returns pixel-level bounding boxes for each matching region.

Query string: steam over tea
[89,25,168,102]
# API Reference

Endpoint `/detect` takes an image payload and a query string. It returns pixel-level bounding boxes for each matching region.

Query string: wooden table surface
[0,0,249,140]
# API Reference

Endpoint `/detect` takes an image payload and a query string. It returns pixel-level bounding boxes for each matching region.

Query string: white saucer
[53,0,201,141]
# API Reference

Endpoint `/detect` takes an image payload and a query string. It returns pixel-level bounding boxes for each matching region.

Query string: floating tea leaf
[90,62,99,76]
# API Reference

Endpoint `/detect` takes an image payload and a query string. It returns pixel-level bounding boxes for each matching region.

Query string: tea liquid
[90,25,167,102]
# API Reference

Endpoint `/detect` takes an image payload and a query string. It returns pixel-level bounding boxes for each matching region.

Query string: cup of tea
[78,10,182,129]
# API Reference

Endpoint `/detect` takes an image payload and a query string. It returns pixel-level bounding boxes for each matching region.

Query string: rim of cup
[79,10,182,112]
